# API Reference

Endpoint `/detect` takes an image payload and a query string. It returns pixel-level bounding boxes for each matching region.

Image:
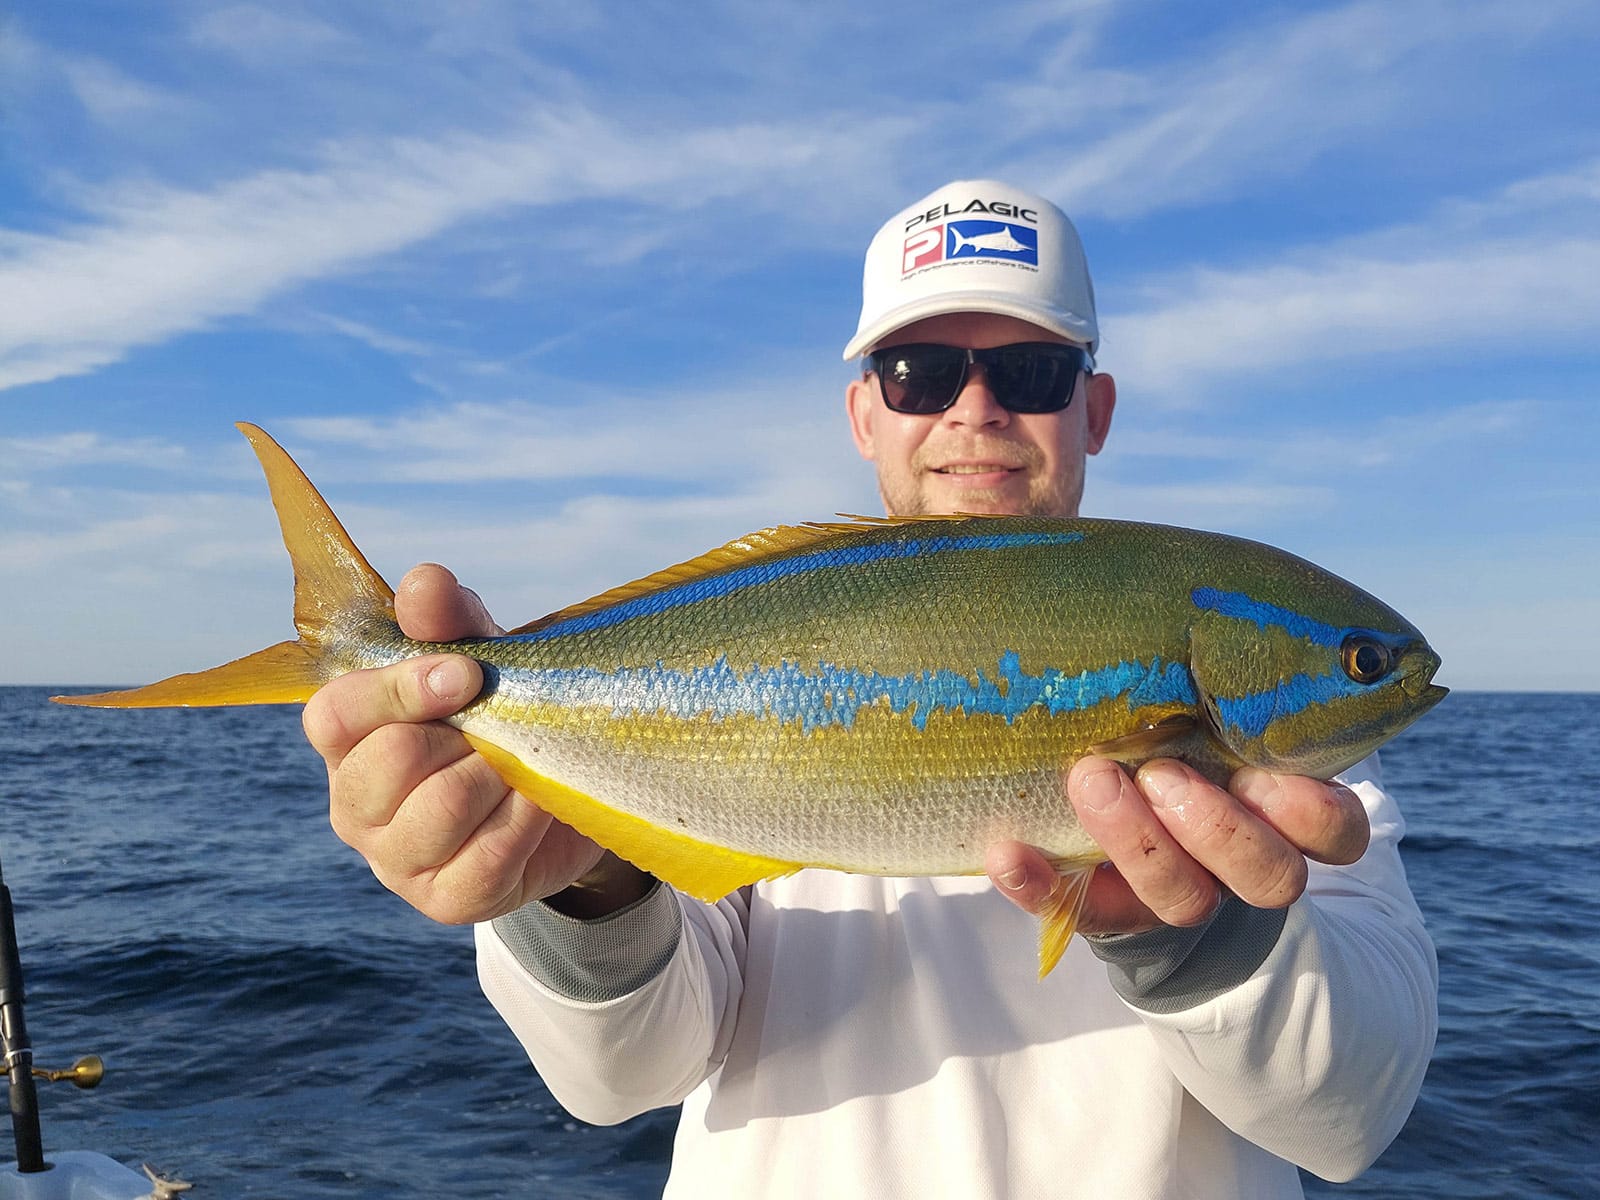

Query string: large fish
[55,424,1446,975]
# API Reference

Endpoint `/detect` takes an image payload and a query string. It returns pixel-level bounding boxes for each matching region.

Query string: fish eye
[1341,635,1394,684]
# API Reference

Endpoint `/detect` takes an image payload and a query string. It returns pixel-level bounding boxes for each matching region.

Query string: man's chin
[923,481,1030,516]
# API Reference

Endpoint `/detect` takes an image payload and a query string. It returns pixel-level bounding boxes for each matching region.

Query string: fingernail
[425,658,470,700]
[1138,761,1189,808]
[997,865,1029,891]
[1075,760,1126,814]
[1229,766,1279,806]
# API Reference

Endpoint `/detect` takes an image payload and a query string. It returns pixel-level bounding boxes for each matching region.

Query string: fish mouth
[1409,682,1450,712]
[1399,645,1448,711]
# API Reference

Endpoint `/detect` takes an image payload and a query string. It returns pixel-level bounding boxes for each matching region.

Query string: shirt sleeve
[1097,754,1439,1182]
[475,885,750,1126]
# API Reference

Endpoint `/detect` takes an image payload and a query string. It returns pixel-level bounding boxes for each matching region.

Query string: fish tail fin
[52,422,395,710]
[1037,865,1096,979]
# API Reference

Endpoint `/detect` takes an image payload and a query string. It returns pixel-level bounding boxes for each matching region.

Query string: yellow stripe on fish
[54,424,1447,977]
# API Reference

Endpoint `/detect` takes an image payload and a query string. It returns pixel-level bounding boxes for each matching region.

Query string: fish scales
[408,522,1337,872]
[54,424,1446,976]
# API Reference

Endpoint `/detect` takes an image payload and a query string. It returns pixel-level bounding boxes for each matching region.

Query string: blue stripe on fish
[494,649,1195,733]
[1208,670,1370,739]
[1191,587,1346,648]
[509,530,1087,644]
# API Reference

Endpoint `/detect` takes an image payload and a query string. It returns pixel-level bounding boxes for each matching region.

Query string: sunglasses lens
[875,345,969,414]
[871,343,1086,415]
[984,346,1078,413]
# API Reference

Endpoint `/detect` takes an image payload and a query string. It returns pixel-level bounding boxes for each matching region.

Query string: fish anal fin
[1037,866,1096,979]
[52,641,322,708]
[463,734,799,902]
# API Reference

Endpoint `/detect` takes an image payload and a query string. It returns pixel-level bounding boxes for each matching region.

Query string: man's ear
[1084,372,1116,456]
[845,376,879,461]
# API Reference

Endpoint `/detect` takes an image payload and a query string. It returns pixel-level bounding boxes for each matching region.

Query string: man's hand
[304,563,632,924]
[986,757,1370,934]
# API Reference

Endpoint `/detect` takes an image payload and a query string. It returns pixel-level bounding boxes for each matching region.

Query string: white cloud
[0,105,882,392]
[1016,0,1593,217]
[188,5,350,60]
[0,431,191,475]
[1112,399,1534,469]
[0,415,881,684]
[309,313,443,360]
[1105,169,1600,402]
[61,58,182,124]
[7,0,1593,400]
[275,377,856,490]
[1083,477,1338,528]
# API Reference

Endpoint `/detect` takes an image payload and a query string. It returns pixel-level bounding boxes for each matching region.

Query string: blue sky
[3,0,1596,690]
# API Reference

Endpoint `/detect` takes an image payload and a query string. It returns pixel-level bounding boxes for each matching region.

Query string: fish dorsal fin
[504,513,984,636]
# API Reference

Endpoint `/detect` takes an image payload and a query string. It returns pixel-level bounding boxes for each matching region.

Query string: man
[304,180,1437,1197]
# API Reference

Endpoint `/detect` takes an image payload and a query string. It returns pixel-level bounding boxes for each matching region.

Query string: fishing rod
[2,849,106,1177]
[1,848,45,1173]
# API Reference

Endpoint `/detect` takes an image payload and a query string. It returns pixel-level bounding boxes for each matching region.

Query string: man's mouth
[932,462,1023,476]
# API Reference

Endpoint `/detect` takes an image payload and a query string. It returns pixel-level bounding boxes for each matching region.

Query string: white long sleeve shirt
[476,756,1436,1199]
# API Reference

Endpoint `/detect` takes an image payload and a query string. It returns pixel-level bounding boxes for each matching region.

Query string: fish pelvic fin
[52,423,394,710]
[1037,866,1096,979]
[463,734,802,902]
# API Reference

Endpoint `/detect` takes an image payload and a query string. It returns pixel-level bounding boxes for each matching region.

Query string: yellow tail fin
[53,423,395,709]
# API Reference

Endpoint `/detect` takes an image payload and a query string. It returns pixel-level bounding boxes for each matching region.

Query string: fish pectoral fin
[1037,866,1096,979]
[463,734,801,904]
[1087,713,1198,762]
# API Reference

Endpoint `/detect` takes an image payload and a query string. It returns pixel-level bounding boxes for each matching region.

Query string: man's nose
[942,363,1010,426]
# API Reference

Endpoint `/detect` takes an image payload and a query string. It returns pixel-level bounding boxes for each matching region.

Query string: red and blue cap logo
[901,220,1039,275]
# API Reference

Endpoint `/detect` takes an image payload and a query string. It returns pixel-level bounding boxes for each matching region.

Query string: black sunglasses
[864,342,1092,415]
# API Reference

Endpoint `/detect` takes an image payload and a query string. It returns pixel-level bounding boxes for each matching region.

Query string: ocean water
[3,688,1597,1198]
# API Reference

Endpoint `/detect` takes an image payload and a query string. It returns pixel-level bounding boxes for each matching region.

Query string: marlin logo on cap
[948,220,1038,264]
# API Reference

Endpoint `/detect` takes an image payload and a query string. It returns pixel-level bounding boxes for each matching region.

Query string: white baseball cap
[842,179,1099,361]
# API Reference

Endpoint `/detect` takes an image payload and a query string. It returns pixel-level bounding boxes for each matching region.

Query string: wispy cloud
[1106,161,1600,402]
[187,5,350,61]
[1113,399,1534,468]
[0,107,869,392]
[11,0,1593,398]
[0,431,191,475]
[1009,0,1594,217]
[277,384,858,491]
[60,57,183,125]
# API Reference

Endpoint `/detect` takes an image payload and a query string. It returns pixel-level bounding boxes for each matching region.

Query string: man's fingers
[985,842,1064,915]
[1133,759,1308,911]
[302,654,483,769]
[986,841,1158,935]
[396,563,502,641]
[368,748,524,876]
[1229,768,1371,866]
[1072,758,1224,926]
[328,719,479,837]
